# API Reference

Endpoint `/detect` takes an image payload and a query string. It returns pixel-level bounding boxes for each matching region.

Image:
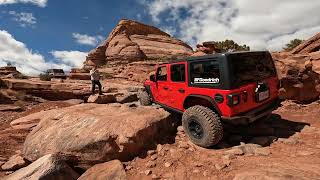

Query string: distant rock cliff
[291,33,320,54]
[83,19,193,68]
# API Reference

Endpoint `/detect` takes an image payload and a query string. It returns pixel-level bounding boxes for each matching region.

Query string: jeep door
[168,62,188,111]
[152,65,171,105]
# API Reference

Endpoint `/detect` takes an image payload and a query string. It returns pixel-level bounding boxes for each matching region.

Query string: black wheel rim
[188,119,204,139]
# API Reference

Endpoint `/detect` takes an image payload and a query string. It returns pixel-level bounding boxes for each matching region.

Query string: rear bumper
[222,98,280,124]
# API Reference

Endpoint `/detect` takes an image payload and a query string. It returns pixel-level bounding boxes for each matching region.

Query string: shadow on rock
[219,114,310,147]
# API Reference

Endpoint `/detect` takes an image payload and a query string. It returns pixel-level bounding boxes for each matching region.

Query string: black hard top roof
[162,51,270,64]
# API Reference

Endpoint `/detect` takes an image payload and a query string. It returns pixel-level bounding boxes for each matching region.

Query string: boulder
[115,92,138,103]
[88,92,139,104]
[192,42,219,56]
[83,19,193,67]
[87,93,117,104]
[78,160,127,180]
[4,154,79,180]
[1,155,28,171]
[272,51,320,103]
[22,103,174,169]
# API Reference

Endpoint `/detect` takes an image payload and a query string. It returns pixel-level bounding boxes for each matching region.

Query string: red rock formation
[272,40,320,103]
[83,19,193,68]
[191,41,219,57]
[69,68,90,80]
[0,66,21,77]
[291,32,320,54]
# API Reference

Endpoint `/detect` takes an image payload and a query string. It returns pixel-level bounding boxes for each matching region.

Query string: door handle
[163,87,169,90]
[178,89,185,93]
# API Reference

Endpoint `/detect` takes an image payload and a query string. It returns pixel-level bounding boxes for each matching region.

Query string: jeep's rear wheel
[182,105,223,147]
[139,91,152,106]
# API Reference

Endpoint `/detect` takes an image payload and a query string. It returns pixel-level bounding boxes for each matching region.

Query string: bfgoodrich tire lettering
[139,91,152,106]
[182,105,223,147]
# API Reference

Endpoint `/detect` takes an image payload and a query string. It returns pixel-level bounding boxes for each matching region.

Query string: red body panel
[144,62,279,117]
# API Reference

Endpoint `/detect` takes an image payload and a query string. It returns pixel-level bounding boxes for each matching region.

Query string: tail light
[227,94,240,106]
[242,91,248,102]
[277,80,281,89]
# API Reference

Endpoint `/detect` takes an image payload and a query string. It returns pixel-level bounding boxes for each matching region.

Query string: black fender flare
[144,85,154,101]
[183,94,222,115]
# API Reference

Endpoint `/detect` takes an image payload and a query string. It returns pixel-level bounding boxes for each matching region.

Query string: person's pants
[91,80,102,94]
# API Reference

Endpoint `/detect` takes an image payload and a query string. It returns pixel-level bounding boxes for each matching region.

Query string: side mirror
[150,74,156,82]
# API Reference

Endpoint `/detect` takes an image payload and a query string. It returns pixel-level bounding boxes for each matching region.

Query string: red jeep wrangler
[140,51,280,147]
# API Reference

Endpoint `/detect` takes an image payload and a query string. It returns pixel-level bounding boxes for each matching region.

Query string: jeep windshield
[228,52,276,88]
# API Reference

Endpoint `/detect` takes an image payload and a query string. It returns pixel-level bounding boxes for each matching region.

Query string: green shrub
[283,39,303,51]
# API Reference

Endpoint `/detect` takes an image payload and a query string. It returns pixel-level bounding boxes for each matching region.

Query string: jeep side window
[171,64,185,82]
[190,61,220,85]
[157,66,167,81]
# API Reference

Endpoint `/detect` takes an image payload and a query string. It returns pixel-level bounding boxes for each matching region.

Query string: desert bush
[213,40,250,53]
[283,39,303,51]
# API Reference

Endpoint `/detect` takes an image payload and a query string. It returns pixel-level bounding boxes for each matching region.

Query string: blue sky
[0,0,152,65]
[0,0,320,75]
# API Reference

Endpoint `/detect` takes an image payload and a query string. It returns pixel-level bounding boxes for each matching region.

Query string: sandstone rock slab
[1,155,28,171]
[291,32,320,54]
[4,154,79,180]
[22,103,174,169]
[78,160,127,180]
[0,105,22,112]
[10,111,49,131]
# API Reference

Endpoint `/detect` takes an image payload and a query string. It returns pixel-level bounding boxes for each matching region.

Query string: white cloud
[50,50,87,68]
[0,30,86,75]
[72,33,104,46]
[161,26,176,36]
[145,0,320,51]
[0,0,47,7]
[0,29,48,75]
[8,11,37,27]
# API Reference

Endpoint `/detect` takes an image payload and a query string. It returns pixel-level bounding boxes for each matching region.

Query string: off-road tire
[139,91,152,106]
[182,105,223,147]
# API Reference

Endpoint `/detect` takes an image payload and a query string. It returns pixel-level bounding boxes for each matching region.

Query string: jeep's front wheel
[139,91,152,106]
[182,105,223,147]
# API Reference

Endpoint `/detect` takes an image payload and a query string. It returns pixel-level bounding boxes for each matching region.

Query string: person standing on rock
[90,66,103,95]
